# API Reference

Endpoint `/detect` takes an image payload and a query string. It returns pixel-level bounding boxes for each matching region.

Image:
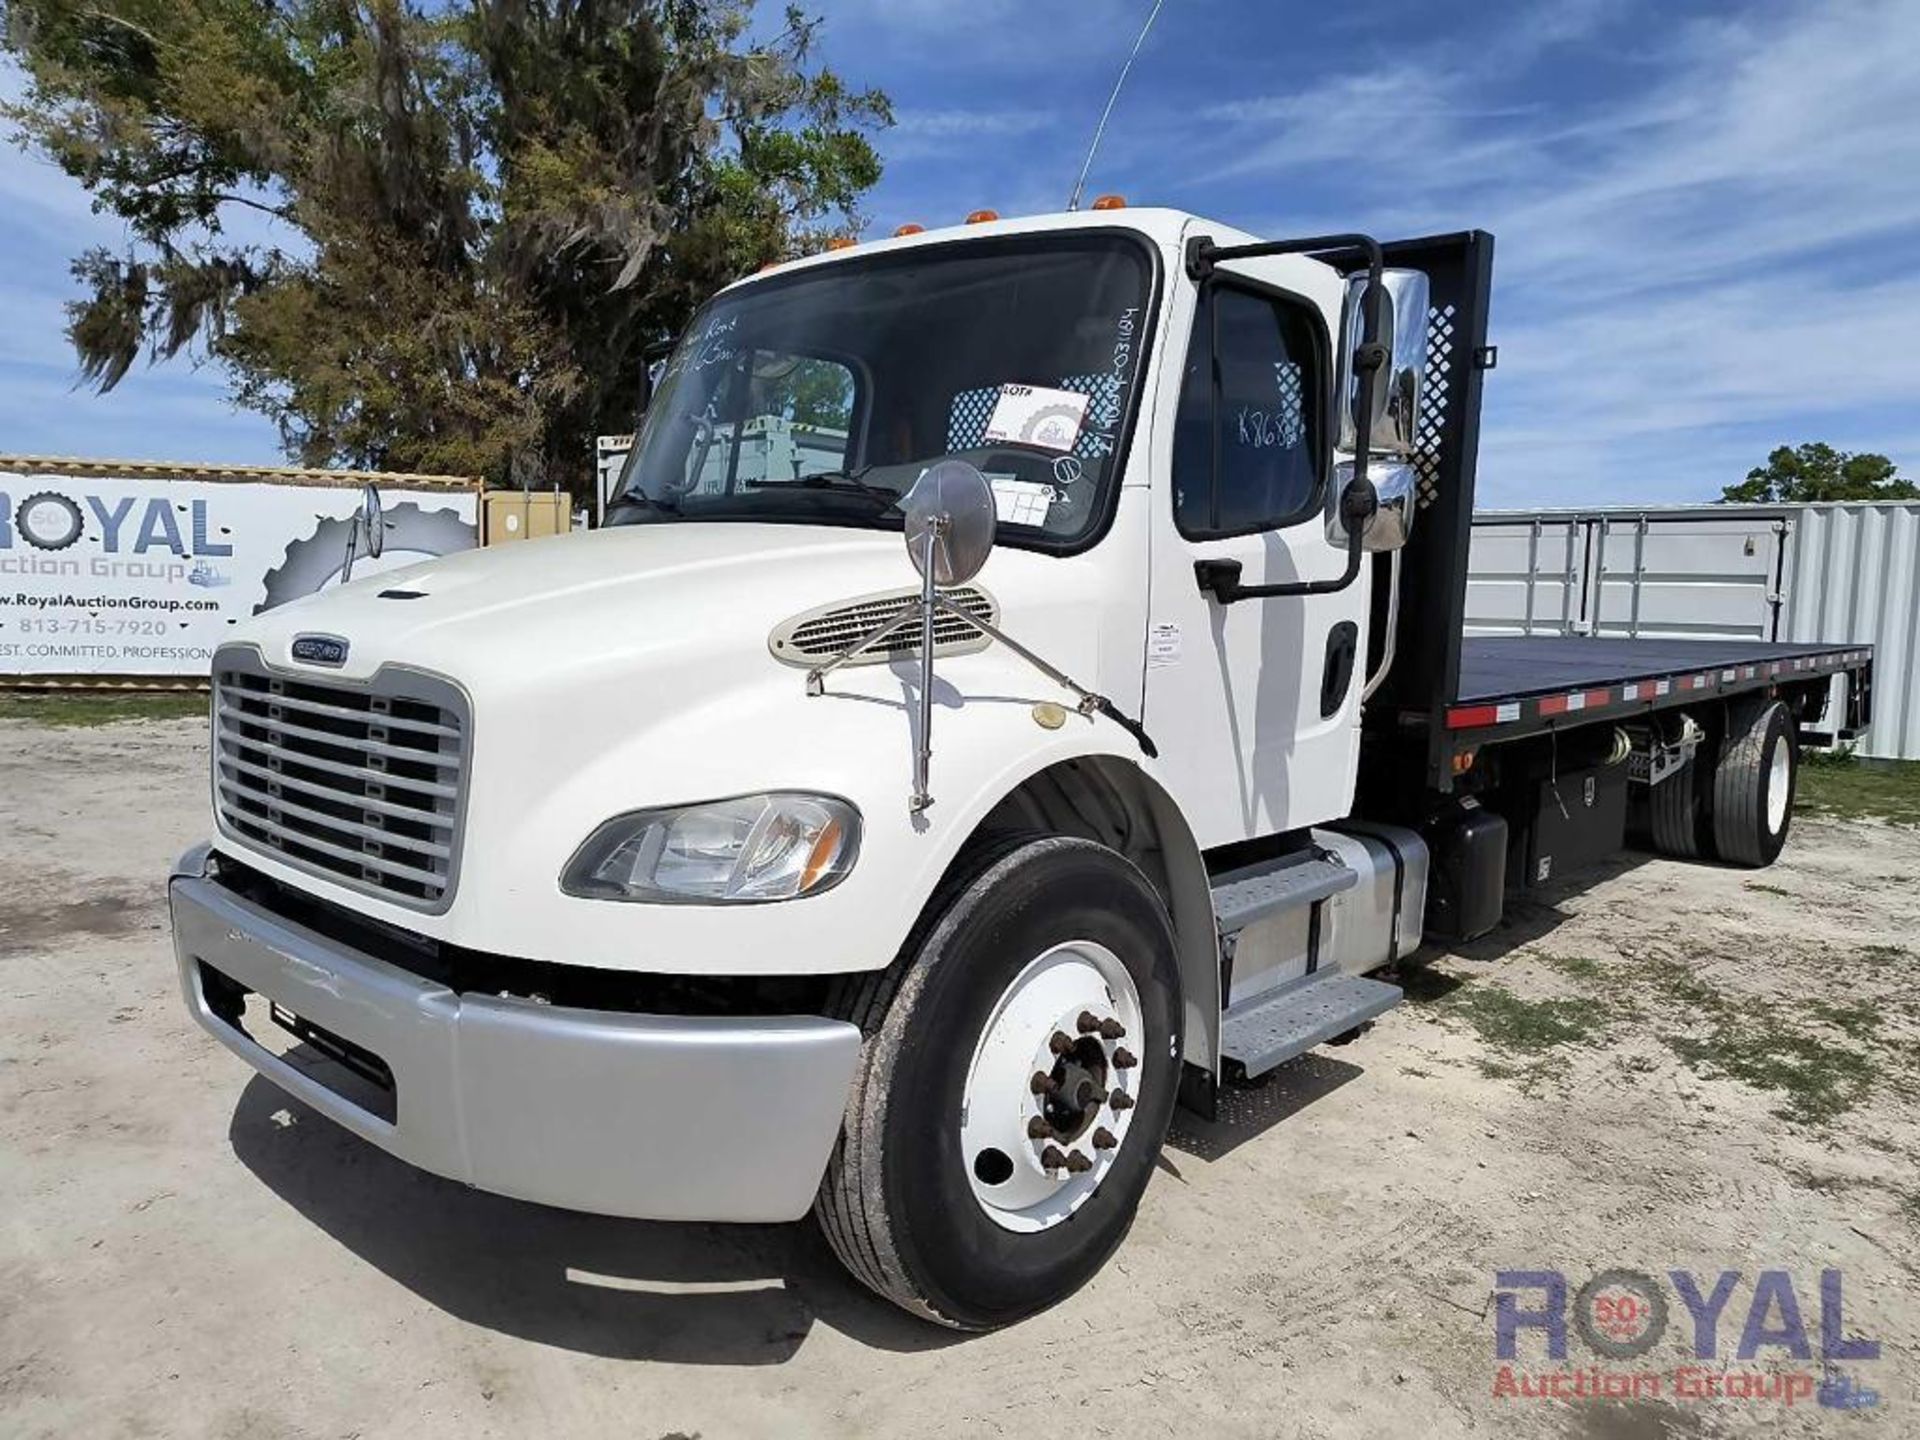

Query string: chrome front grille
[213,654,468,909]
[769,585,997,666]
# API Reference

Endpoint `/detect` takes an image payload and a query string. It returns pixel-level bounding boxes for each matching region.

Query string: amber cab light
[1090,194,1128,210]
[893,223,925,236]
[965,209,999,224]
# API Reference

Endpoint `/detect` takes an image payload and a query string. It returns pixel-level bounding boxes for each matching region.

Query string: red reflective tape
[1447,704,1500,729]
[1584,689,1611,709]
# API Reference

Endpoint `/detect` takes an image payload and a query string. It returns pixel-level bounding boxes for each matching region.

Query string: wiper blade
[748,467,899,509]
[606,489,681,519]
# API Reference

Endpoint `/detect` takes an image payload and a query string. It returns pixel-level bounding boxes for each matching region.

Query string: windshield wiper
[748,466,899,511]
[605,489,682,520]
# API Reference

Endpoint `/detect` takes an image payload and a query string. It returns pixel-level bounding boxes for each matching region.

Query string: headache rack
[212,650,469,910]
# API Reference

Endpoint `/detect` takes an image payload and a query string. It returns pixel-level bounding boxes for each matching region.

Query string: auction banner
[0,468,478,677]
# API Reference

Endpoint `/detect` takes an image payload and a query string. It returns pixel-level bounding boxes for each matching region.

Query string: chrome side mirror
[1326,460,1417,553]
[1337,269,1430,458]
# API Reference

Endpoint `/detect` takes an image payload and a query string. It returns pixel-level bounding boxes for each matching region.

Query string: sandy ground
[2,716,1915,1439]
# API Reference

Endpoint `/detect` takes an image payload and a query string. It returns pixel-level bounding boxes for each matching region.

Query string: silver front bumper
[169,845,862,1223]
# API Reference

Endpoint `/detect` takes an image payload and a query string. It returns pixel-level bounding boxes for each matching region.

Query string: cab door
[1141,255,1368,849]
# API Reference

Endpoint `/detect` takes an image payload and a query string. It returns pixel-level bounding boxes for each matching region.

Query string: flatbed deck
[1442,635,1872,737]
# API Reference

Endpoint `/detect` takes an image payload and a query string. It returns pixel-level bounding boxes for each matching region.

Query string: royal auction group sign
[0,464,478,677]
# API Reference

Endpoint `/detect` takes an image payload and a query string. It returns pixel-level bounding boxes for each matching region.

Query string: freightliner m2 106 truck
[169,207,1873,1329]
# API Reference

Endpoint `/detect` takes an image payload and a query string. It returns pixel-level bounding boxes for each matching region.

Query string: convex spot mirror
[903,460,997,586]
[1326,460,1417,553]
[1337,268,1431,458]
[359,483,385,558]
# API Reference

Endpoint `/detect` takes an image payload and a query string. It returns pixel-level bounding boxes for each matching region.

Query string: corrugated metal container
[1780,503,1920,761]
[1469,502,1920,760]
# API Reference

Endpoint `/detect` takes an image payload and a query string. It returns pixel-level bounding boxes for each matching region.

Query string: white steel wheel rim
[1766,732,1791,833]
[959,940,1146,1234]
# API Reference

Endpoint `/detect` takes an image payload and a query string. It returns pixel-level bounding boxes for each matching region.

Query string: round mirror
[902,460,997,586]
[359,483,385,559]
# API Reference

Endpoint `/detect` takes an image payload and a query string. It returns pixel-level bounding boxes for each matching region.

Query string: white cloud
[1172,0,1920,501]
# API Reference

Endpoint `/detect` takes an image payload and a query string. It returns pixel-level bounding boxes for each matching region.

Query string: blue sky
[3,0,1916,508]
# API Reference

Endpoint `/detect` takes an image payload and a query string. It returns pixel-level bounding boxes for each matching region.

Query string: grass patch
[0,692,207,728]
[1636,960,1884,1124]
[1744,882,1791,897]
[1538,952,1609,982]
[1666,1028,1874,1126]
[1408,970,1613,1089]
[1796,753,1920,827]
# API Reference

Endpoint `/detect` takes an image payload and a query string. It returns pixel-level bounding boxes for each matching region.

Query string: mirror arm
[933,599,1158,759]
[1185,231,1388,606]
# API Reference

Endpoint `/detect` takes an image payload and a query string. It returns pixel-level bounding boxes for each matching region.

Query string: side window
[1172,286,1323,537]
[686,351,858,494]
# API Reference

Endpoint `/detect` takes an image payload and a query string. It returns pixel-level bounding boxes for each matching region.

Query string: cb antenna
[1066,0,1168,212]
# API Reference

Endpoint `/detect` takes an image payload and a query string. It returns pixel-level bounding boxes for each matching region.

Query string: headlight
[562,792,860,904]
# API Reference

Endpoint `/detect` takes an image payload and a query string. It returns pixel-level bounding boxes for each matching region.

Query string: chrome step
[1210,850,1357,933]
[1219,971,1403,1079]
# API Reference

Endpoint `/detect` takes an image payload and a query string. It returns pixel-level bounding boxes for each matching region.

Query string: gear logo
[15,492,85,551]
[256,502,475,613]
[1018,404,1086,453]
[1572,1268,1669,1359]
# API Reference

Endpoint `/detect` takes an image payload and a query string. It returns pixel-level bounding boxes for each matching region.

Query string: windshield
[611,233,1155,550]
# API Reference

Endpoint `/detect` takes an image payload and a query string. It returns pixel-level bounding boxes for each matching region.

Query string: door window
[1172,285,1324,537]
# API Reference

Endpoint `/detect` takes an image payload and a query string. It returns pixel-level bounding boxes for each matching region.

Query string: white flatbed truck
[169,207,1873,1330]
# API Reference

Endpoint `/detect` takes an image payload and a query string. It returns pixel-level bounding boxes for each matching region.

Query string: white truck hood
[215,516,1150,974]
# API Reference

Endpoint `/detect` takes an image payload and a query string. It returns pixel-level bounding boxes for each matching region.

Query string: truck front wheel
[1710,698,1797,867]
[816,835,1182,1330]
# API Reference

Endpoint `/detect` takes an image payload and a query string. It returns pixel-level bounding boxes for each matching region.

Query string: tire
[1710,698,1797,867]
[1647,752,1703,859]
[816,834,1182,1330]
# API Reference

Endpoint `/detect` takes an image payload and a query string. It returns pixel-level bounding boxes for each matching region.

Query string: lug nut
[1099,1017,1126,1041]
[1076,1010,1102,1034]
[1064,1150,1094,1174]
[1092,1128,1118,1150]
[1109,1089,1134,1111]
[1030,1071,1059,1096]
[1040,1145,1068,1172]
[1049,1030,1075,1057]
[1112,1047,1138,1070]
[1027,1116,1055,1140]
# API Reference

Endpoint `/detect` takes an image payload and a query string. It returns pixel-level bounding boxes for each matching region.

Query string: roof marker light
[826,236,857,251]
[1090,194,1128,210]
[893,223,925,236]
[965,209,999,224]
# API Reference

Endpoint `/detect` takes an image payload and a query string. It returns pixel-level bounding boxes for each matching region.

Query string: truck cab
[169,206,1866,1330]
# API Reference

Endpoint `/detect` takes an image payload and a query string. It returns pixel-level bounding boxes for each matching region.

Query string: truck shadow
[1165,1052,1364,1163]
[226,1076,966,1364]
[1428,849,1657,966]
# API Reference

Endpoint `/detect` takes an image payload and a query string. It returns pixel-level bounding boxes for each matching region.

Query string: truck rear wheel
[1646,754,1703,859]
[816,835,1181,1330]
[1710,698,1797,867]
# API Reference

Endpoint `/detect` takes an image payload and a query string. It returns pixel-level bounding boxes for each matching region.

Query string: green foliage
[1,1,889,494]
[1723,442,1917,503]
[0,691,207,726]
[1795,754,1920,827]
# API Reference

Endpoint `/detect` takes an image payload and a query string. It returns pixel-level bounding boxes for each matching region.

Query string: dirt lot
[3,713,1916,1438]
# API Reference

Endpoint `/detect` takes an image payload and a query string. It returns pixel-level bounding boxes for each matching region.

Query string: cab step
[1211,849,1356,934]
[1219,971,1403,1079]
